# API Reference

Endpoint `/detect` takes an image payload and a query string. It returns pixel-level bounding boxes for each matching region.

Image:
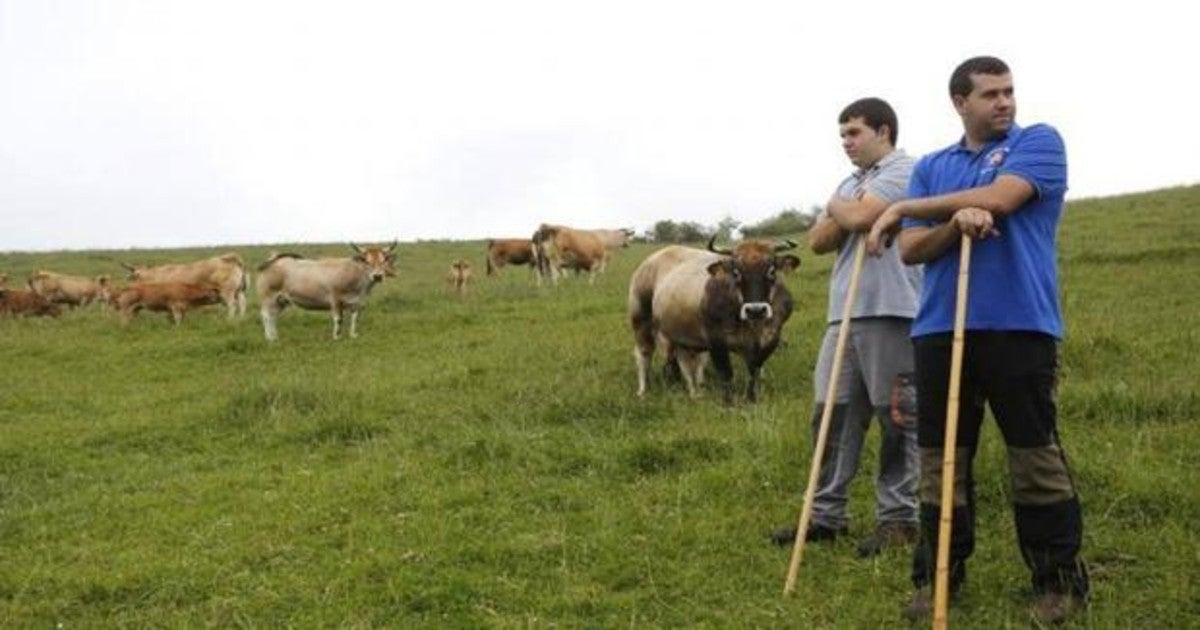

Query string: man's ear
[951,94,968,115]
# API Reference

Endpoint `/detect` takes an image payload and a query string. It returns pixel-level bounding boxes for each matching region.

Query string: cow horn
[350,243,364,254]
[120,262,137,271]
[707,235,732,256]
[774,239,799,252]
[387,239,398,253]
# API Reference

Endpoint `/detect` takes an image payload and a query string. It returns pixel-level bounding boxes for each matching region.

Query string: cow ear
[777,254,801,274]
[706,260,731,278]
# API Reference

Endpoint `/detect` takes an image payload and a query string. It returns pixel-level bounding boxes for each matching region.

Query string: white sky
[1,1,1196,252]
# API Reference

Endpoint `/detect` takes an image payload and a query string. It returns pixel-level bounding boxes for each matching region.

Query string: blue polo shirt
[902,123,1067,339]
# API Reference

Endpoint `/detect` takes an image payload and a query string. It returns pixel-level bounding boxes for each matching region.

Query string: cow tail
[485,241,495,276]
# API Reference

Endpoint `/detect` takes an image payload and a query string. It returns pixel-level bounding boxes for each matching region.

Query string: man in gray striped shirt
[774,97,922,557]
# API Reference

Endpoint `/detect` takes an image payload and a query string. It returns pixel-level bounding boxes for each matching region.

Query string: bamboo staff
[783,238,867,596]
[933,235,973,629]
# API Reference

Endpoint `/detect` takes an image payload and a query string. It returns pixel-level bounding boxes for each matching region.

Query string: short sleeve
[866,155,914,204]
[1001,124,1067,199]
[901,155,935,229]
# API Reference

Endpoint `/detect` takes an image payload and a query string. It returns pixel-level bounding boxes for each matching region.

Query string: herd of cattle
[2,223,801,401]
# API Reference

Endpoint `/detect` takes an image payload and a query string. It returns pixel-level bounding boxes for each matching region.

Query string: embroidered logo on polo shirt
[986,147,1009,168]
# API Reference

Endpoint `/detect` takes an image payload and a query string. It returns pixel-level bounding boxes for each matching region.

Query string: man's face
[954,72,1016,140]
[839,117,890,169]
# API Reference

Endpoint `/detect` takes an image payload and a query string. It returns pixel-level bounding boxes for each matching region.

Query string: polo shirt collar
[854,147,907,178]
[953,123,1022,155]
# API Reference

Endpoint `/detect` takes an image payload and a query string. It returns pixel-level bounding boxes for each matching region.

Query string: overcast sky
[1,1,1196,252]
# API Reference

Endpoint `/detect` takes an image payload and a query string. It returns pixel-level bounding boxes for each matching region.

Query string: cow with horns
[628,236,801,403]
[255,242,398,341]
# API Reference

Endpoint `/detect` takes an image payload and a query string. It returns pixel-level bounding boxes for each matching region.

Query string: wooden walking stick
[783,238,867,596]
[933,235,973,629]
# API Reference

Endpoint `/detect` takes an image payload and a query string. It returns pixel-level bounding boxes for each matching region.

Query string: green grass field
[2,185,1197,627]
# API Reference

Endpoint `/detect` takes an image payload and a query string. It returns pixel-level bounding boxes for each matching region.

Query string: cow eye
[766,266,776,280]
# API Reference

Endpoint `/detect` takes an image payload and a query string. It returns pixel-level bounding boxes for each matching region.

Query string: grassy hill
[1,185,1197,626]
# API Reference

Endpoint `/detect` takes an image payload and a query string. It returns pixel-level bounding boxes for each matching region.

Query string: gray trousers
[810,318,919,529]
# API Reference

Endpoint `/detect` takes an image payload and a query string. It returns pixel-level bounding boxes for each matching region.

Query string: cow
[111,281,223,325]
[592,228,636,271]
[120,253,247,318]
[533,223,609,284]
[628,236,801,403]
[485,238,543,284]
[27,270,113,308]
[255,241,397,341]
[0,287,63,318]
[446,259,472,297]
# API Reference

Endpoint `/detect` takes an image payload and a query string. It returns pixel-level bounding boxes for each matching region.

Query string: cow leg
[330,304,343,340]
[745,360,762,403]
[709,345,736,404]
[631,307,657,396]
[676,349,706,398]
[348,309,360,339]
[260,300,282,341]
[237,289,247,318]
[171,304,185,325]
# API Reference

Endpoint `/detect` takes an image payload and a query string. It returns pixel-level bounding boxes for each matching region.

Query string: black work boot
[856,521,919,557]
[770,523,847,547]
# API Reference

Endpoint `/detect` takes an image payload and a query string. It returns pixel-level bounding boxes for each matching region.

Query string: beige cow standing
[446,259,472,297]
[121,253,247,318]
[28,270,113,308]
[532,224,609,285]
[255,242,398,341]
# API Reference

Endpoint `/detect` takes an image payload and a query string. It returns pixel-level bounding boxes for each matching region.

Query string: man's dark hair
[949,56,1010,98]
[838,97,898,146]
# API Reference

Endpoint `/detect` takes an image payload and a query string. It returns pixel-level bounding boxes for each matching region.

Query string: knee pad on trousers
[1008,445,1075,505]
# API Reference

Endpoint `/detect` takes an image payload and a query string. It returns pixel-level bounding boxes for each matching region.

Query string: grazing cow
[121,253,247,318]
[0,288,62,318]
[111,281,223,325]
[533,223,608,284]
[592,228,636,271]
[446,259,472,296]
[256,242,397,341]
[628,236,801,403]
[28,270,112,308]
[485,238,543,284]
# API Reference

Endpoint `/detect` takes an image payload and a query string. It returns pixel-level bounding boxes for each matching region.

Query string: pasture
[1,186,1198,627]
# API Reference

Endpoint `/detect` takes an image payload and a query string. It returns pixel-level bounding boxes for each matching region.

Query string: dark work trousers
[910,331,1088,598]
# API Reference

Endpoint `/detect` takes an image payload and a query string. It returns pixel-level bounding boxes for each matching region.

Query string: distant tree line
[636,206,820,243]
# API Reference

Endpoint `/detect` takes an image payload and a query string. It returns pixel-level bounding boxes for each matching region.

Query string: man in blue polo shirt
[866,56,1088,624]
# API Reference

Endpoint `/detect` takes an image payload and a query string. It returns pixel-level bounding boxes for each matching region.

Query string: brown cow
[484,238,543,284]
[446,259,472,297]
[111,281,223,325]
[0,288,62,318]
[256,242,397,341]
[628,236,800,403]
[533,223,608,285]
[28,270,112,308]
[121,253,247,318]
